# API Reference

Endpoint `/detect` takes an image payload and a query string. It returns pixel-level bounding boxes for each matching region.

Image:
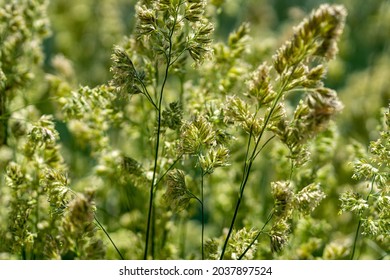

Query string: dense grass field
[0,0,389,260]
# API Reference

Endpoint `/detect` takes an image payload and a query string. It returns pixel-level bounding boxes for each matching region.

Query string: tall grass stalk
[220,67,299,259]
[144,10,177,260]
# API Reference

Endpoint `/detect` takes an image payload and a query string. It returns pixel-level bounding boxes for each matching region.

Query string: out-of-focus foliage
[0,0,388,260]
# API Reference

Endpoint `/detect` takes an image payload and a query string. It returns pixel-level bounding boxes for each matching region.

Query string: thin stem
[220,68,295,260]
[219,130,276,259]
[253,135,276,159]
[201,170,205,260]
[169,47,188,66]
[0,88,7,146]
[350,219,361,260]
[350,176,376,260]
[151,205,156,258]
[144,186,154,258]
[240,125,255,189]
[218,128,253,253]
[155,153,184,186]
[143,73,165,260]
[94,217,124,260]
[67,189,124,260]
[220,187,243,259]
[143,5,179,260]
[188,191,202,205]
[238,210,274,260]
[137,77,158,111]
[185,187,204,259]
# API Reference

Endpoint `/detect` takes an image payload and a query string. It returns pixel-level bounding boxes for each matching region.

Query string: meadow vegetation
[0,0,388,260]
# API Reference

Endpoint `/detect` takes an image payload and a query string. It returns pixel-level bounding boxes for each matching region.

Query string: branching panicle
[223,228,259,260]
[228,22,250,57]
[295,183,326,215]
[110,46,142,95]
[199,145,230,174]
[162,102,183,131]
[340,106,390,253]
[180,115,216,155]
[247,63,276,107]
[185,0,207,22]
[271,181,294,218]
[270,219,290,253]
[163,169,193,211]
